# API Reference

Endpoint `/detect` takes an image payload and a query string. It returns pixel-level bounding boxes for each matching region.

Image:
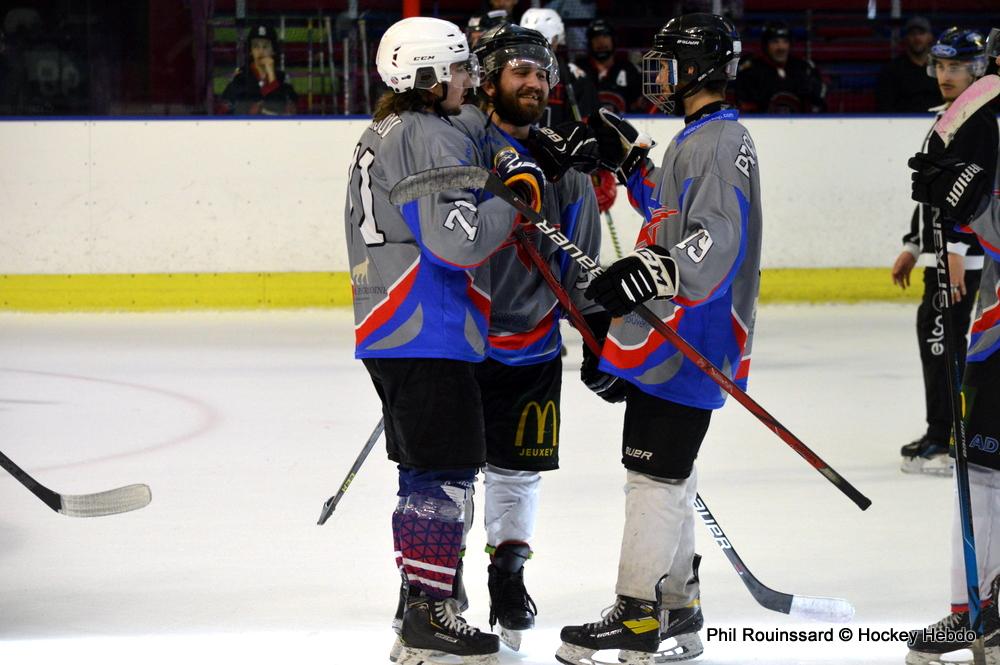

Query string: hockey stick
[926,71,1000,641]
[603,210,624,259]
[390,166,872,511]
[317,417,384,525]
[510,225,855,622]
[0,449,151,518]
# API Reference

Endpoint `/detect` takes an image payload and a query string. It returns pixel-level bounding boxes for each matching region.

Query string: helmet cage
[481,43,560,86]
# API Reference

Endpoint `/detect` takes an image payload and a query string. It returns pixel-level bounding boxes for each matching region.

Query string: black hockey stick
[509,225,854,622]
[0,449,151,517]
[317,417,384,525]
[390,166,872,511]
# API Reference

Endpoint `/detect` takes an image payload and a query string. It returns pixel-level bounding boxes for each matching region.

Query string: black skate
[391,560,468,662]
[905,604,1000,665]
[557,596,661,665]
[487,543,537,651]
[397,591,499,665]
[901,435,952,476]
[648,553,705,663]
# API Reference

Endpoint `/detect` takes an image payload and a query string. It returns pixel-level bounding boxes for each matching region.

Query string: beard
[493,84,547,126]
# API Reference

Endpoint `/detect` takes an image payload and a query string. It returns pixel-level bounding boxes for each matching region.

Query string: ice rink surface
[0,304,972,664]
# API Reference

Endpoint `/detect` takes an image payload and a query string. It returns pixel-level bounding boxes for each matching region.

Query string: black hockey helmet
[760,20,790,47]
[587,18,615,42]
[466,9,508,40]
[927,27,988,78]
[473,22,559,85]
[642,13,741,114]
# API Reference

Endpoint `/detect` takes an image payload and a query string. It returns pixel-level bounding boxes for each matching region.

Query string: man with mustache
[893,28,987,478]
[449,22,610,652]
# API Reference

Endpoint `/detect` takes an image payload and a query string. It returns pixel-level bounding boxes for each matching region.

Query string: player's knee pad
[484,464,541,548]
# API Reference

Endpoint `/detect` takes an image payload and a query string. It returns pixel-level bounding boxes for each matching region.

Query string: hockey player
[894,28,987,476]
[346,16,547,665]
[556,14,761,665]
[518,7,599,128]
[904,29,1000,665]
[449,22,612,651]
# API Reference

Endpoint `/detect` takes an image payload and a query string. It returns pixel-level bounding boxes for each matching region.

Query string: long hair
[372,89,437,121]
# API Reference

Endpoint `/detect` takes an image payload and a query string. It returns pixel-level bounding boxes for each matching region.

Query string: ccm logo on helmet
[414,55,436,61]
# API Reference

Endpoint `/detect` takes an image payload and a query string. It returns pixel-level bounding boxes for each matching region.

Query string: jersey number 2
[348,144,385,246]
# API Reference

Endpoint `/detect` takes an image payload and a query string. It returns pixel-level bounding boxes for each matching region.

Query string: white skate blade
[500,627,522,651]
[397,646,499,665]
[901,455,953,477]
[556,643,654,665]
[648,633,704,662]
[390,636,402,662]
[905,647,978,665]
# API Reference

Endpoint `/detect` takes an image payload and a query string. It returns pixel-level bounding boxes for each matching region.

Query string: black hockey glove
[579,311,628,403]
[494,147,544,213]
[589,108,654,184]
[526,121,602,182]
[585,245,679,317]
[908,152,991,224]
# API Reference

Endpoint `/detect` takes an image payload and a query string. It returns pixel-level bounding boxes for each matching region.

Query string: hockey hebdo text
[704,626,975,644]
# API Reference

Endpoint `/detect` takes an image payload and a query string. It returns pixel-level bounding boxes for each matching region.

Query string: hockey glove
[527,121,602,182]
[590,107,654,184]
[494,147,544,214]
[580,311,628,403]
[908,152,991,224]
[585,245,679,317]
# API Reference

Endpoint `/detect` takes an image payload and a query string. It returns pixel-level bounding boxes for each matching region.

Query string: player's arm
[390,129,520,270]
[557,175,604,315]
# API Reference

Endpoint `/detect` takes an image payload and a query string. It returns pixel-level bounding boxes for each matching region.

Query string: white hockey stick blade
[389,166,490,205]
[934,74,1000,148]
[58,483,152,517]
[788,595,856,623]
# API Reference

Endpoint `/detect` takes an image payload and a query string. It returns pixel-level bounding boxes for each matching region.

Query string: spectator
[574,18,645,114]
[466,9,508,48]
[217,23,297,115]
[876,16,942,113]
[735,20,826,113]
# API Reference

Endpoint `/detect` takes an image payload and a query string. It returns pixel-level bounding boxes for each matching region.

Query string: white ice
[0,304,971,664]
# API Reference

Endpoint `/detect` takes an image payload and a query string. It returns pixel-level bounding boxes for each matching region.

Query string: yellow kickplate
[624,618,661,634]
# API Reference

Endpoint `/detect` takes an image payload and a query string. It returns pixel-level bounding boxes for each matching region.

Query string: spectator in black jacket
[876,16,942,113]
[217,23,297,115]
[735,21,826,114]
[574,18,646,114]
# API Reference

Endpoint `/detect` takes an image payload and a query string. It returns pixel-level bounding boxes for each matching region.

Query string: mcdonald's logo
[515,400,558,450]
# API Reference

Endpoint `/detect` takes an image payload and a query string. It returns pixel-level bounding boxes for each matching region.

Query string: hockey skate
[901,436,953,476]
[487,543,537,651]
[642,553,705,663]
[556,595,661,665]
[905,606,999,665]
[391,560,468,662]
[396,591,499,665]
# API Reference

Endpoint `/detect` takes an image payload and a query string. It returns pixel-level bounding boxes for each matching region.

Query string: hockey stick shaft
[389,167,870,508]
[317,417,385,525]
[603,210,624,259]
[514,226,854,622]
[476,170,871,511]
[0,449,151,517]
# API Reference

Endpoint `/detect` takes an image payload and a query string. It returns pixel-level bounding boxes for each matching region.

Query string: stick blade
[58,484,152,518]
[788,595,856,623]
[934,74,1000,147]
[388,166,490,205]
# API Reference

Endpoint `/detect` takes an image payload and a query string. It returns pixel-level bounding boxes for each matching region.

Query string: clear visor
[926,54,987,78]
[482,44,560,86]
[450,56,482,89]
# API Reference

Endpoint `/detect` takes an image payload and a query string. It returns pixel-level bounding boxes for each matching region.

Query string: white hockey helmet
[519,8,565,48]
[376,17,481,93]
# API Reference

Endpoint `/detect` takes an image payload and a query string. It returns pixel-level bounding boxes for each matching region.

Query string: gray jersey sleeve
[556,172,603,316]
[375,115,517,269]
